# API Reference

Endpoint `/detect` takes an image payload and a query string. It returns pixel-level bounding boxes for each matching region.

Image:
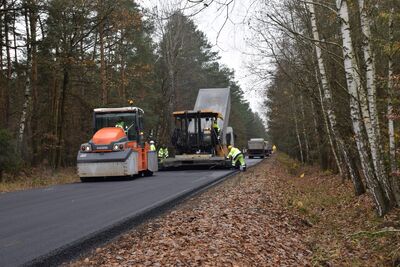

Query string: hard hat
[228,145,232,150]
[150,140,154,144]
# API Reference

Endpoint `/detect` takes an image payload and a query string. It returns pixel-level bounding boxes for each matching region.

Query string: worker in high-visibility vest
[149,140,156,151]
[227,145,246,171]
[212,118,220,138]
[115,117,125,129]
[272,144,277,153]
[158,145,169,162]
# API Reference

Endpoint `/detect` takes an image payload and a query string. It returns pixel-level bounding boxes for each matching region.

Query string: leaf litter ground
[69,155,399,266]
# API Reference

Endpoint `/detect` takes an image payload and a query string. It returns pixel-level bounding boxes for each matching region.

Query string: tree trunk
[300,94,310,163]
[17,70,32,152]
[55,65,69,168]
[17,3,34,154]
[165,47,177,142]
[0,9,8,128]
[29,0,38,164]
[92,31,97,61]
[13,10,18,64]
[168,67,176,139]
[121,62,126,100]
[0,10,3,71]
[291,88,304,163]
[100,20,107,105]
[4,0,11,80]
[294,112,304,163]
[316,74,341,172]
[120,32,126,101]
[358,0,393,203]
[336,0,388,215]
[387,5,400,205]
[310,101,323,166]
[50,68,59,168]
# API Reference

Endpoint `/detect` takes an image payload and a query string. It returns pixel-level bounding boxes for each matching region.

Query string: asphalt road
[0,158,262,266]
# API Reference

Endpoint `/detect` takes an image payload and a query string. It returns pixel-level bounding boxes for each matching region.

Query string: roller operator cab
[77,107,158,182]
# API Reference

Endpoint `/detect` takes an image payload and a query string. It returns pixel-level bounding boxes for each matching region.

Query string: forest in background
[248,0,400,215]
[0,0,266,174]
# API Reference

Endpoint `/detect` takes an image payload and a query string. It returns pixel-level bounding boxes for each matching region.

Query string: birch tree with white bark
[386,3,400,205]
[336,0,392,215]
[387,6,396,176]
[17,0,37,156]
[358,0,394,205]
[307,1,365,195]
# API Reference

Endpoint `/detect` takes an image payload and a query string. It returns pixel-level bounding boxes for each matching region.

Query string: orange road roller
[77,107,157,182]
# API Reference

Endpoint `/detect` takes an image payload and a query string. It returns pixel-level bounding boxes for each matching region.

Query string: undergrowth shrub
[0,128,22,181]
[277,153,301,175]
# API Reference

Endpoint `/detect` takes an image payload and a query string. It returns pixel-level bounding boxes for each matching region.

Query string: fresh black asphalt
[0,158,262,266]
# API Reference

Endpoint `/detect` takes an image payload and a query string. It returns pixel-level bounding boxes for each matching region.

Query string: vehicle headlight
[113,143,125,151]
[80,144,92,152]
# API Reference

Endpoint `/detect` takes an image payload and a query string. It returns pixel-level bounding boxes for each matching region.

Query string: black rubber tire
[80,177,90,183]
[143,170,153,177]
[249,156,253,159]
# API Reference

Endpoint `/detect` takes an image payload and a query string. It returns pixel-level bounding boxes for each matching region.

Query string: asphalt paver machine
[161,88,234,168]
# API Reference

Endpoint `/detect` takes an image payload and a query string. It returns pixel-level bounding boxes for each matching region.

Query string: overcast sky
[137,0,266,116]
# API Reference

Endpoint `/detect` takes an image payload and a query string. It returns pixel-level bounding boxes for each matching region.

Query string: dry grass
[0,167,79,193]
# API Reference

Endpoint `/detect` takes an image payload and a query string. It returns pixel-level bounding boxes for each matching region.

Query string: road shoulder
[69,157,312,266]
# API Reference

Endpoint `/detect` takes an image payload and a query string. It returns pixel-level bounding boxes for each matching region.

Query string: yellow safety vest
[228,147,241,159]
[115,121,125,129]
[158,148,169,158]
[213,121,220,131]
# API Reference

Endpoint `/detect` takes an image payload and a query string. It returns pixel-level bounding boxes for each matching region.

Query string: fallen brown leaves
[274,154,400,267]
[70,154,399,266]
[70,159,312,266]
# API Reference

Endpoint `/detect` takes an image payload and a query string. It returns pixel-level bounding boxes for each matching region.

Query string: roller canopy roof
[93,107,144,113]
[249,138,265,142]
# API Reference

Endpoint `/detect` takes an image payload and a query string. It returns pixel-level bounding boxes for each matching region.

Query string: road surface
[0,158,262,266]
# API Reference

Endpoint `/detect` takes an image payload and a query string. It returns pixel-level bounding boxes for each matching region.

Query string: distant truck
[264,141,272,156]
[247,138,266,159]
